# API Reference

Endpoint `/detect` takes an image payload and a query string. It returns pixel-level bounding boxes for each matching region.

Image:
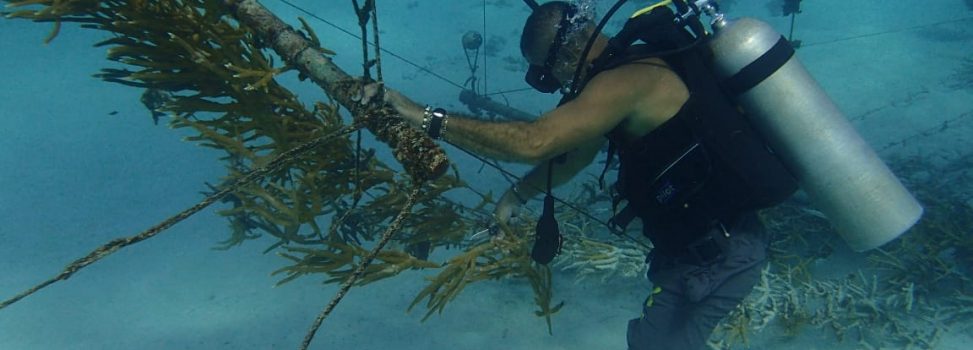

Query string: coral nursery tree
[0,0,565,348]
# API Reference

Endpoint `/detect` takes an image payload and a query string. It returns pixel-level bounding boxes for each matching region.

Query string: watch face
[432,108,447,118]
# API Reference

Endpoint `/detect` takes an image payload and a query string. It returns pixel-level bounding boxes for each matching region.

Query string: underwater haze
[2,0,973,349]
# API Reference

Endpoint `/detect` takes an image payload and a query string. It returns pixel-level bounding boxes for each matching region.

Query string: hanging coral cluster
[1,0,562,333]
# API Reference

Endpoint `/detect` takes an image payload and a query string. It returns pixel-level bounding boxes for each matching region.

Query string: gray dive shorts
[626,213,768,350]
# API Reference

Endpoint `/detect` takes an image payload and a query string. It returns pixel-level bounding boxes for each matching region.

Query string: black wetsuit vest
[601,45,797,252]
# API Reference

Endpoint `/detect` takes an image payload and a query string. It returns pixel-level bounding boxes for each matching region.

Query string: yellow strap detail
[631,0,673,18]
[644,286,664,308]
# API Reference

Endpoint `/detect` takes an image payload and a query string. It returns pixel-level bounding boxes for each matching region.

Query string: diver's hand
[494,188,527,227]
[355,82,425,126]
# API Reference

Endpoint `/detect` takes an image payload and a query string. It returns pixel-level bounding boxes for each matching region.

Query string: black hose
[566,0,630,98]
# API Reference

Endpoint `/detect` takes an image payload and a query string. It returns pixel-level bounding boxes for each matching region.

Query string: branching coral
[709,152,973,350]
[0,0,571,343]
[273,241,440,287]
[408,225,563,334]
[547,174,652,283]
[557,238,648,283]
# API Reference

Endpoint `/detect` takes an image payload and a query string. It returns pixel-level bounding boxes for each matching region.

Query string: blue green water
[1,1,971,349]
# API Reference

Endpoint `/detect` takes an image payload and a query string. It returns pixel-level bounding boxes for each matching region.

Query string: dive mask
[524,5,580,93]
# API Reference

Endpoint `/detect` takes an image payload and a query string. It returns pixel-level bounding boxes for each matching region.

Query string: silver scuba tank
[705,15,923,252]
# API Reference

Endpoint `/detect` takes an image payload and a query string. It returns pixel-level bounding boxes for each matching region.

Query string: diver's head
[521,1,603,93]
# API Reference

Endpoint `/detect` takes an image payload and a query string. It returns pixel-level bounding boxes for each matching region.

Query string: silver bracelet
[421,105,448,140]
[421,105,432,131]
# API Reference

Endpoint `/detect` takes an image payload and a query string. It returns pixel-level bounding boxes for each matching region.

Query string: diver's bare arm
[436,97,623,164]
[381,90,547,163]
[504,137,605,202]
[441,117,547,164]
[383,67,639,164]
[435,75,639,163]
[395,104,564,164]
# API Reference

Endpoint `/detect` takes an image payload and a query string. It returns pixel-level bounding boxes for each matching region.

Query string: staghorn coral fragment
[408,231,551,319]
[2,0,571,343]
[273,241,440,287]
[556,237,648,283]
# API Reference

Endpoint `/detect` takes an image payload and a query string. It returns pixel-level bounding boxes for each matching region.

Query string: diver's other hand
[494,188,526,227]
[356,82,424,126]
[353,82,384,105]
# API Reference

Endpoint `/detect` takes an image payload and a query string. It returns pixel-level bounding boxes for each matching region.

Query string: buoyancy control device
[563,0,922,252]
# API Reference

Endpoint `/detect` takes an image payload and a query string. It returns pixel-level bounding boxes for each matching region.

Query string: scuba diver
[362,0,921,348]
[364,1,781,347]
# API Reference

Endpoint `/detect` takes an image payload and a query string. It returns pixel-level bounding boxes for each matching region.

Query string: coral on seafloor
[709,152,973,350]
